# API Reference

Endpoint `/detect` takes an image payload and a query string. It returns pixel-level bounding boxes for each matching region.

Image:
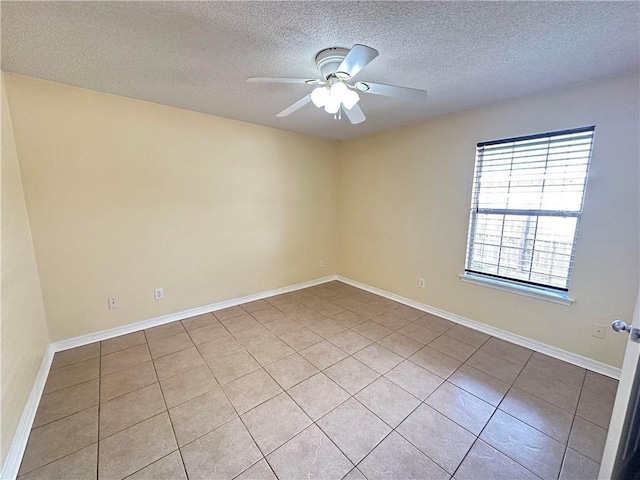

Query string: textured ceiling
[2,1,639,140]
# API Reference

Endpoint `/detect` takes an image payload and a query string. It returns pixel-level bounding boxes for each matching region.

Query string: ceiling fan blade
[343,104,366,124]
[247,77,323,85]
[276,95,312,117]
[336,44,379,79]
[357,82,428,102]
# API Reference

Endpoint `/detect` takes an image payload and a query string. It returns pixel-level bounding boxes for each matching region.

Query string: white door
[599,289,640,479]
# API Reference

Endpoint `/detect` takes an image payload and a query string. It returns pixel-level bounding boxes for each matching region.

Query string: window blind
[465,126,595,291]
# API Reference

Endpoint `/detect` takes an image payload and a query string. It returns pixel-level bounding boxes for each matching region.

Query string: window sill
[459,273,574,306]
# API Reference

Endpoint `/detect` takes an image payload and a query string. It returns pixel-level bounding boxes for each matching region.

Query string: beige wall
[0,75,50,465]
[338,72,640,368]
[4,74,338,342]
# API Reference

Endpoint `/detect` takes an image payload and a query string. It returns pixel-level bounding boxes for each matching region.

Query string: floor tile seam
[523,363,587,392]
[100,341,149,359]
[429,372,501,411]
[17,441,100,479]
[119,449,182,480]
[230,457,276,480]
[564,369,603,465]
[325,335,372,357]
[50,352,101,371]
[510,375,580,414]
[100,341,148,357]
[403,356,454,381]
[97,397,169,444]
[144,326,188,344]
[478,342,534,367]
[411,339,468,366]
[31,397,101,431]
[100,379,162,407]
[170,404,239,450]
[442,329,492,349]
[149,342,196,362]
[462,351,524,385]
[418,392,490,439]
[38,376,100,405]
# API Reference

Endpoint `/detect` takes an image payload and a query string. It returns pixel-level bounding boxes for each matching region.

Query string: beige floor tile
[355,377,420,427]
[391,305,426,322]
[481,410,565,480]
[241,299,272,312]
[384,360,443,400]
[222,368,283,414]
[568,417,607,463]
[233,325,277,347]
[100,383,166,439]
[196,335,244,363]
[290,308,328,326]
[397,404,475,475]
[465,349,523,384]
[409,346,461,378]
[480,337,533,366]
[332,310,368,328]
[310,300,346,318]
[413,314,455,334]
[275,300,311,314]
[214,305,246,321]
[327,330,372,354]
[263,316,304,336]
[577,391,614,429]
[98,412,177,480]
[352,321,393,341]
[348,302,387,320]
[265,353,319,389]
[125,451,187,480]
[241,392,312,454]
[500,387,574,444]
[526,352,586,389]
[370,311,413,331]
[287,373,350,421]
[267,424,352,480]
[180,418,261,479]
[560,448,600,480]
[181,313,218,331]
[582,371,618,403]
[44,357,100,395]
[428,335,478,362]
[454,440,539,480]
[515,367,581,412]
[144,322,186,341]
[100,362,158,403]
[153,347,205,380]
[247,337,295,366]
[377,332,423,358]
[101,344,152,376]
[19,407,98,476]
[353,343,403,374]
[223,314,262,334]
[444,324,490,347]
[426,382,494,434]
[51,343,100,370]
[187,322,231,346]
[235,459,277,480]
[324,357,380,395]
[299,340,348,370]
[18,443,97,480]
[343,468,367,480]
[251,305,285,323]
[168,390,237,446]
[279,326,323,351]
[397,322,441,344]
[208,350,260,385]
[101,332,146,356]
[147,332,194,359]
[159,364,219,408]
[448,364,510,406]
[317,398,391,464]
[358,431,449,480]
[307,318,347,338]
[33,379,99,428]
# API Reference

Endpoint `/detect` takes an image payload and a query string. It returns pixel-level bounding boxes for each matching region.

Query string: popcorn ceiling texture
[1,1,639,140]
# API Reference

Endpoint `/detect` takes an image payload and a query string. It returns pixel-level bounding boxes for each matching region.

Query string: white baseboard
[51,275,337,353]
[337,276,621,379]
[1,345,55,480]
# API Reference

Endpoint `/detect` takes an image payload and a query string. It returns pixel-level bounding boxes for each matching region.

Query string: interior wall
[4,74,338,342]
[0,74,50,466]
[337,72,640,368]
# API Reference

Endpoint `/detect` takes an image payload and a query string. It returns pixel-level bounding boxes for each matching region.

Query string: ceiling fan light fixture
[335,71,351,80]
[310,86,329,107]
[355,82,370,92]
[324,96,341,114]
[342,89,360,110]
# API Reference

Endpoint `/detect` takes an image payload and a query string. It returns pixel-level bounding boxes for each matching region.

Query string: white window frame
[461,126,595,304]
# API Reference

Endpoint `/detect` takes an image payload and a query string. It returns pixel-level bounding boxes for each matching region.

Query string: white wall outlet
[418,277,425,288]
[319,260,325,268]
[154,288,164,300]
[107,297,118,309]
[592,323,606,339]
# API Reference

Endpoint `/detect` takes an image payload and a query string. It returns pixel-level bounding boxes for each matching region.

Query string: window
[464,126,595,294]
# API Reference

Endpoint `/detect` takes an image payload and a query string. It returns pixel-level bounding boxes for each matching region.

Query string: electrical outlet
[592,323,606,339]
[154,288,164,300]
[418,277,425,288]
[319,260,325,268]
[107,297,118,309]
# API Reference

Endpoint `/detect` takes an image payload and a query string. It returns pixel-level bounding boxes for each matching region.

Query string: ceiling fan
[246,44,429,125]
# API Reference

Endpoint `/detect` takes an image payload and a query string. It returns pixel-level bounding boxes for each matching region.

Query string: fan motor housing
[315,47,349,79]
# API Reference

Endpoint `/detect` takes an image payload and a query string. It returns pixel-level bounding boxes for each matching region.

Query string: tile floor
[18,281,618,480]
